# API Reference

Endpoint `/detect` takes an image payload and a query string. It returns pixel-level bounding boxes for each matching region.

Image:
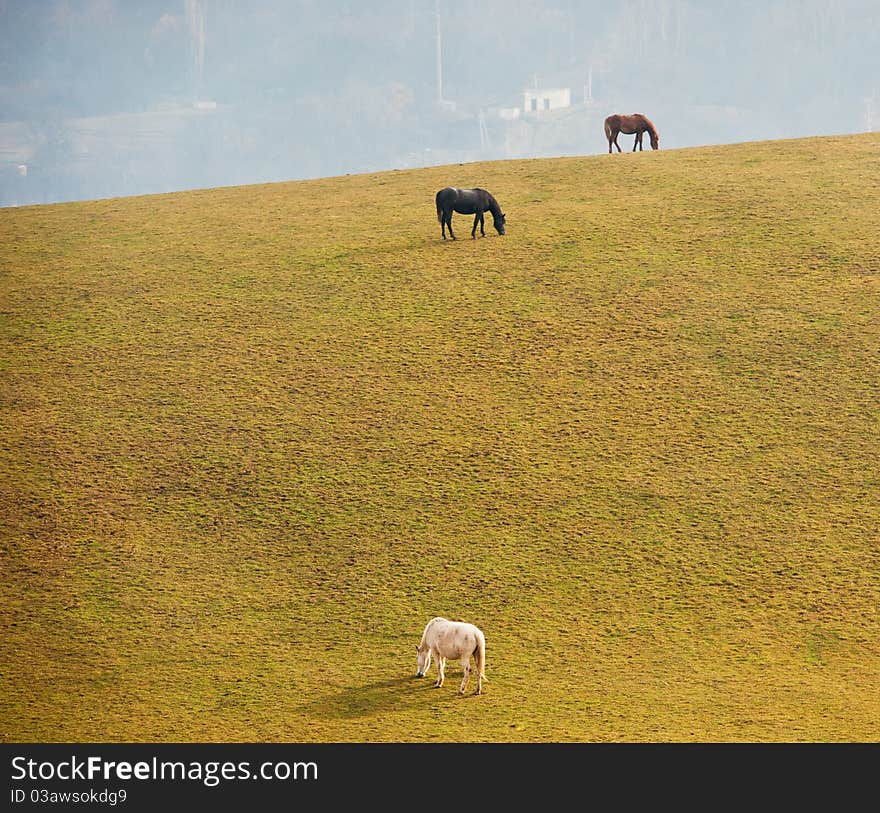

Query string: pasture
[1,133,878,741]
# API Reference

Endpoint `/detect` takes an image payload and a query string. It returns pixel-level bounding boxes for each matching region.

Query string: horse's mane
[635,113,658,138]
[420,616,446,646]
[482,190,503,219]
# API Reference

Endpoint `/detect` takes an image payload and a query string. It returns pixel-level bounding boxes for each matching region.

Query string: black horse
[435,187,506,240]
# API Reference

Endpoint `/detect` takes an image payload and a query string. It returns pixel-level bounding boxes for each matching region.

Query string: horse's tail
[436,190,444,223]
[474,633,487,681]
[604,117,612,140]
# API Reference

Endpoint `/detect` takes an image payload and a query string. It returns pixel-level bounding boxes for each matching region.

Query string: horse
[435,187,506,240]
[604,113,660,153]
[415,616,487,695]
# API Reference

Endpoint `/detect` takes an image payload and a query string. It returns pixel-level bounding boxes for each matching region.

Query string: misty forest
[1,0,879,206]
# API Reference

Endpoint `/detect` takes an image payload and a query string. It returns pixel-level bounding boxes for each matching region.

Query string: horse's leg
[446,212,456,241]
[613,131,622,153]
[471,212,479,239]
[458,659,471,696]
[441,209,447,240]
[434,656,445,688]
[479,211,485,237]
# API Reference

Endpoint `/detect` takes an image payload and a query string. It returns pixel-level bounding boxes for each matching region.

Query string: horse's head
[493,212,506,235]
[649,131,660,150]
[415,644,431,677]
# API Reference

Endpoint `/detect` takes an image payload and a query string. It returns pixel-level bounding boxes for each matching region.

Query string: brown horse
[604,113,660,153]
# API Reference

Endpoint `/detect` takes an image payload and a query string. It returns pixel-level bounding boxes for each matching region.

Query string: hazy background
[1,0,878,207]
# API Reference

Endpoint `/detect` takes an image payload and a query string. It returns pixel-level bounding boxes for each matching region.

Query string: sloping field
[1,134,878,742]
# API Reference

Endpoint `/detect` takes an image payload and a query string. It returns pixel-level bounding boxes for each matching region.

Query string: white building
[523,87,571,114]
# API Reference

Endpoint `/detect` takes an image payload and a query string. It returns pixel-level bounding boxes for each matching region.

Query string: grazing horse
[415,616,487,695]
[604,113,660,153]
[435,187,506,240]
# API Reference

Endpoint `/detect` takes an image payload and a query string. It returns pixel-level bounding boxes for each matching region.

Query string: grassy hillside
[1,133,878,742]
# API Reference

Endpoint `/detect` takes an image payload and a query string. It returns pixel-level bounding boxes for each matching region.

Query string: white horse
[415,616,487,695]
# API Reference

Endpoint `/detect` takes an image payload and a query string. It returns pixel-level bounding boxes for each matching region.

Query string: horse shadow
[305,675,426,720]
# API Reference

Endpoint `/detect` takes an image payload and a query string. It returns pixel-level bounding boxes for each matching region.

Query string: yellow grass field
[1,133,878,742]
